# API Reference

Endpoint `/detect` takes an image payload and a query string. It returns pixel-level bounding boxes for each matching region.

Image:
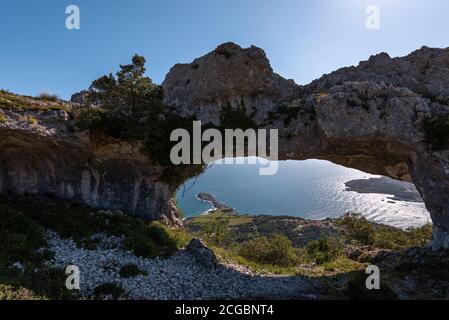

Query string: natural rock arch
[162,43,449,249]
[0,43,448,249]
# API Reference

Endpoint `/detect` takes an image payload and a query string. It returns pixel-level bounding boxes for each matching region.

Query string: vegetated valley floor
[0,196,448,300]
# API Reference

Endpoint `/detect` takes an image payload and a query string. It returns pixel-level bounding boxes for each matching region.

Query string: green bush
[238,234,298,267]
[304,237,341,265]
[339,213,376,246]
[93,283,125,299]
[373,223,432,250]
[123,222,178,258]
[0,196,186,299]
[423,114,449,150]
[0,284,42,300]
[0,196,180,259]
[37,93,59,102]
[0,205,46,266]
[76,54,207,185]
[119,264,146,278]
[204,220,231,247]
[277,105,300,125]
[220,102,257,131]
[338,213,432,250]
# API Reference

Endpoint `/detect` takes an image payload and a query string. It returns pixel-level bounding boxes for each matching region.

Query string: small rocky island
[345,176,423,202]
[197,193,235,213]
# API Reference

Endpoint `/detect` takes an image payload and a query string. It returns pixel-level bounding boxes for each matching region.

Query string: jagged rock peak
[162,42,298,109]
[307,46,449,98]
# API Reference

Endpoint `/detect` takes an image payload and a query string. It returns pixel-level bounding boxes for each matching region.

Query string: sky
[0,0,448,100]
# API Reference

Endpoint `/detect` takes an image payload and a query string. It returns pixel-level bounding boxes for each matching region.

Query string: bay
[176,158,431,229]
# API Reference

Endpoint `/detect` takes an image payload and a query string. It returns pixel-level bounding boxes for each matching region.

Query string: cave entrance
[176,157,431,229]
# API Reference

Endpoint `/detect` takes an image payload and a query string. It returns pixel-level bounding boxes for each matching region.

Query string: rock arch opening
[1,43,448,249]
[163,43,449,249]
[176,157,430,229]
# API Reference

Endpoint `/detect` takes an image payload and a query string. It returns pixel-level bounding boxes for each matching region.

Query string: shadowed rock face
[0,126,181,226]
[1,43,448,248]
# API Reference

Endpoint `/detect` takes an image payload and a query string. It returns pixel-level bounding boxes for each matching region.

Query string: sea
[175,158,431,229]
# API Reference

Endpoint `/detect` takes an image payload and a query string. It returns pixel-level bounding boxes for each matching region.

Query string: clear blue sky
[0,0,448,99]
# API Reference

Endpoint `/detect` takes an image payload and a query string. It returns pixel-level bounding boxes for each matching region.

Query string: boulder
[185,239,218,269]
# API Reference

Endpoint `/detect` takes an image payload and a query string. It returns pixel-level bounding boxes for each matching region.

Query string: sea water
[176,158,431,229]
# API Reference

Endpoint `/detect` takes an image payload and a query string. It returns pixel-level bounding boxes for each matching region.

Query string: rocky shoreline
[345,177,423,203]
[196,193,235,213]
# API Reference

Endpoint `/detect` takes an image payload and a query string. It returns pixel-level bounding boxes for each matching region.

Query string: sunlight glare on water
[176,158,431,229]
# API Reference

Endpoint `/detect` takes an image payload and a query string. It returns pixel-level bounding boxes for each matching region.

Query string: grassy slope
[0,198,439,300]
[184,211,432,277]
[0,90,69,112]
[0,196,188,300]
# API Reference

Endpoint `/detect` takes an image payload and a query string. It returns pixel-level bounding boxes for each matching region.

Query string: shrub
[373,223,432,250]
[93,283,125,299]
[238,234,298,267]
[0,284,42,300]
[339,213,376,246]
[0,196,180,259]
[119,264,146,278]
[0,114,7,123]
[423,114,449,150]
[76,54,207,185]
[422,91,449,106]
[304,237,341,265]
[268,234,300,266]
[220,102,257,131]
[118,220,179,258]
[216,47,232,59]
[277,105,300,125]
[37,93,59,102]
[338,213,432,250]
[0,204,46,266]
[27,115,38,124]
[204,220,231,246]
[404,223,433,246]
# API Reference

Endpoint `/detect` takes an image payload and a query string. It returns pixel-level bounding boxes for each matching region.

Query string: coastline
[344,176,423,203]
[195,193,235,214]
[189,184,429,230]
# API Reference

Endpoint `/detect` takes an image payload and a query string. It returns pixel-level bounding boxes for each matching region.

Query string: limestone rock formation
[162,42,298,124]
[163,43,449,249]
[185,238,218,269]
[70,90,90,105]
[1,43,449,248]
[308,46,449,100]
[0,97,182,226]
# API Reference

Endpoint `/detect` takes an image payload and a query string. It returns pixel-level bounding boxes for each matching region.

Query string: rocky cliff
[163,43,449,249]
[1,43,448,248]
[0,93,181,225]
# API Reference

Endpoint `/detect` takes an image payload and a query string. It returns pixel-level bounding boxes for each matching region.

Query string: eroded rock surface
[163,43,449,249]
[0,108,182,226]
[1,43,449,248]
[163,42,298,124]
